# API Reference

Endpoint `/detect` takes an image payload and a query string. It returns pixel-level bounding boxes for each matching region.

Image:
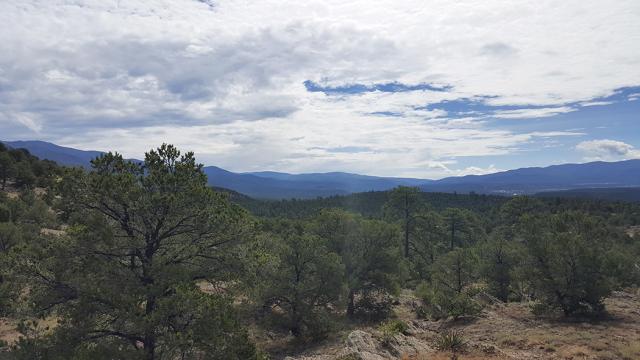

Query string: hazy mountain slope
[1,140,430,198]
[3,140,104,168]
[4,140,640,199]
[247,171,430,192]
[203,166,352,199]
[426,160,640,194]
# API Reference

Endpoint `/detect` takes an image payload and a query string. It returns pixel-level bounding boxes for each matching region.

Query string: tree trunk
[450,219,456,250]
[144,338,156,360]
[404,220,410,258]
[347,290,355,317]
[456,257,462,293]
[144,295,157,360]
[290,302,302,337]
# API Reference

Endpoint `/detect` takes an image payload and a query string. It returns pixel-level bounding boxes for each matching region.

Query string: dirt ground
[421,289,640,360]
[2,290,639,359]
[259,288,640,360]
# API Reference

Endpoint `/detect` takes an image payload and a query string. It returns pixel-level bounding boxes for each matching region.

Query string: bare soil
[265,289,640,360]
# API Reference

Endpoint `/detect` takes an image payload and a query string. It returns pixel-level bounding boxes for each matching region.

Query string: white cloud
[54,107,580,178]
[580,101,615,107]
[0,112,43,133]
[456,165,502,176]
[576,139,640,161]
[1,0,639,176]
[493,106,576,119]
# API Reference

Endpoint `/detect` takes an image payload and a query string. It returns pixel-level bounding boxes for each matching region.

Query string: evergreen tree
[8,144,259,359]
[384,186,423,258]
[252,222,344,338]
[12,162,35,189]
[441,208,485,249]
[313,209,404,319]
[0,152,14,190]
[478,228,524,302]
[519,212,617,316]
[417,248,482,320]
[410,211,447,279]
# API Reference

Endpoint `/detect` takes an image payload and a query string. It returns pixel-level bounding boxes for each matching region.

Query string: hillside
[4,140,640,199]
[2,140,104,168]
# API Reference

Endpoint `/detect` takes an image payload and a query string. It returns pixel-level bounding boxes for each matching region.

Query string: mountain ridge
[3,140,640,199]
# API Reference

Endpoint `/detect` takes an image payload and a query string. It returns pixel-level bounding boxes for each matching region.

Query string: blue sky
[434,86,640,169]
[0,0,639,178]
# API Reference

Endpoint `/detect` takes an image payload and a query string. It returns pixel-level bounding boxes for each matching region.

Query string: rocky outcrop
[337,330,387,360]
[284,327,435,360]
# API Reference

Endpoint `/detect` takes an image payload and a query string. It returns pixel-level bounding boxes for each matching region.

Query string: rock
[385,333,433,358]
[336,349,387,360]
[343,330,387,360]
[342,329,433,360]
[284,329,435,360]
[284,355,333,360]
[473,291,504,307]
[411,319,442,332]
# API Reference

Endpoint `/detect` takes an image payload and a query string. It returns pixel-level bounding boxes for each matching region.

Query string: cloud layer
[1,0,639,177]
[576,140,640,161]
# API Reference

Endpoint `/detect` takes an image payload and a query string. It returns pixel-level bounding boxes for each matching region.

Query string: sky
[1,0,639,179]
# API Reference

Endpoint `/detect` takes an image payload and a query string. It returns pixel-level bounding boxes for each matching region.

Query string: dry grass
[0,317,58,346]
[619,342,640,360]
[430,290,640,360]
[0,318,21,344]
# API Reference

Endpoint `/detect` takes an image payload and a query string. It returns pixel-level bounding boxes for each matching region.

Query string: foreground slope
[276,289,640,360]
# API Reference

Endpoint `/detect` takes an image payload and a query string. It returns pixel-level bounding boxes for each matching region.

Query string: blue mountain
[425,160,640,195]
[3,140,104,168]
[3,140,640,199]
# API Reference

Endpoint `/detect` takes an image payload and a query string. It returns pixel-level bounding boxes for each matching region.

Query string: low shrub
[415,283,482,320]
[353,291,394,321]
[435,330,466,353]
[378,319,408,345]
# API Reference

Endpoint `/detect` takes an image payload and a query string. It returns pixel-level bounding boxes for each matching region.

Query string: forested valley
[1,143,639,360]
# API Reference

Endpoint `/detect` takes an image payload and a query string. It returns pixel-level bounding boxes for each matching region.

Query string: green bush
[378,319,408,345]
[415,283,482,320]
[352,291,394,321]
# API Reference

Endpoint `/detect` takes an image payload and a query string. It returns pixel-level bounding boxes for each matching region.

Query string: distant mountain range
[4,140,640,200]
[204,168,428,199]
